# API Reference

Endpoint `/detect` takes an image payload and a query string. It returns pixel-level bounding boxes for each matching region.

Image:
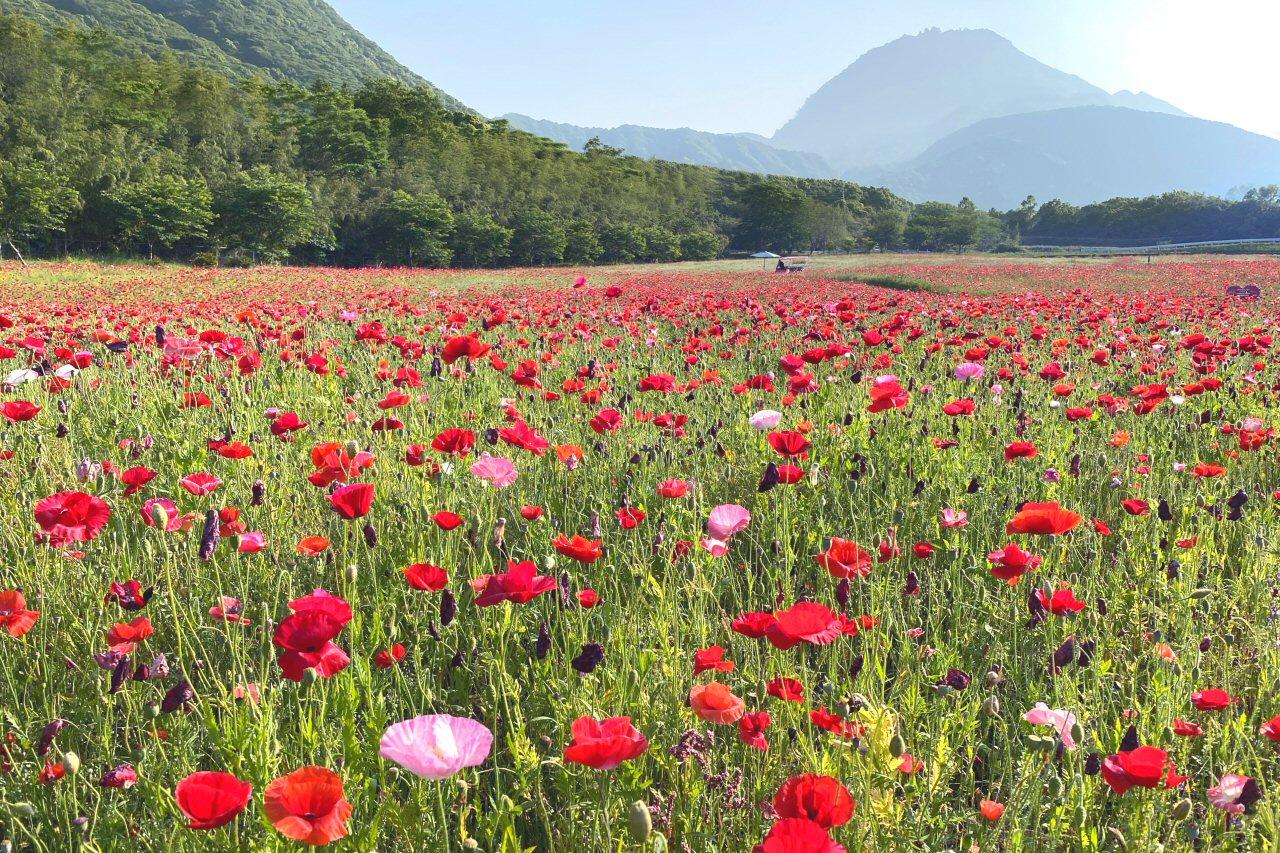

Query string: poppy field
[5,256,1280,851]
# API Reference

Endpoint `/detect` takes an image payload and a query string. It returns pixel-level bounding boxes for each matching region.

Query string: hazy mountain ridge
[847,106,1280,209]
[501,114,833,178]
[771,28,1184,169]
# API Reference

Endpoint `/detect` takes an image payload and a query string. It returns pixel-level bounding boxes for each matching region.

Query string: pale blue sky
[330,0,1280,139]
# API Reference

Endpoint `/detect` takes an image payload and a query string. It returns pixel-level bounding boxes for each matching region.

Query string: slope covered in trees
[0,13,905,266]
[0,0,464,106]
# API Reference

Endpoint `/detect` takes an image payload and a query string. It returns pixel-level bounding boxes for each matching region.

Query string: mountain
[501,114,833,178]
[772,27,1183,169]
[0,0,466,108]
[847,106,1280,210]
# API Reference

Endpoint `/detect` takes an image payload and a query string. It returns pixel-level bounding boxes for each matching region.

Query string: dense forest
[0,13,909,266]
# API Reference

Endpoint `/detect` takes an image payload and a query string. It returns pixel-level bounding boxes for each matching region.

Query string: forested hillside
[0,14,904,266]
[0,0,464,106]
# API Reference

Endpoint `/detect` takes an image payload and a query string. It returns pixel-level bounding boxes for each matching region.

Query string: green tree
[563,220,603,264]
[296,85,389,178]
[107,173,214,258]
[599,223,647,263]
[450,212,512,267]
[867,207,906,250]
[679,230,727,261]
[213,167,315,263]
[736,181,808,252]
[641,227,681,262]
[0,158,80,265]
[362,190,454,267]
[508,209,567,266]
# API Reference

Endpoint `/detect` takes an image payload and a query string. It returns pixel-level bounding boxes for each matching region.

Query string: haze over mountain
[847,106,1280,210]
[771,28,1184,169]
[501,114,833,178]
[0,0,466,108]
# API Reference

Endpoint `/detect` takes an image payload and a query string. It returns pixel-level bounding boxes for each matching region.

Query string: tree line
[0,13,909,267]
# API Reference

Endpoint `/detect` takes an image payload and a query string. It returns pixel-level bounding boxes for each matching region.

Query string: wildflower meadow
[2,257,1280,851]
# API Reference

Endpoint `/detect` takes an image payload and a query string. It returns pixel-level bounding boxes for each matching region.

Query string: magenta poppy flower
[470,454,518,488]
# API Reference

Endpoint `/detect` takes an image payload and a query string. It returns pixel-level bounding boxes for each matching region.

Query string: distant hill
[501,114,833,178]
[0,0,467,109]
[772,27,1184,170]
[847,106,1280,210]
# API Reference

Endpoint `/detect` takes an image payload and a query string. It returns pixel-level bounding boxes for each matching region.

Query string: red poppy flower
[773,773,855,828]
[473,560,556,606]
[1035,587,1087,615]
[264,766,353,846]
[739,710,772,751]
[767,677,805,702]
[577,589,599,608]
[1121,498,1150,516]
[35,491,111,547]
[431,427,475,457]
[657,479,689,498]
[1172,719,1204,737]
[1191,688,1233,711]
[754,818,846,853]
[552,533,604,563]
[1004,441,1038,461]
[296,536,330,556]
[520,504,544,520]
[374,643,407,669]
[106,617,154,653]
[121,466,157,497]
[1260,715,1280,743]
[328,483,374,520]
[767,430,811,458]
[0,590,39,638]
[693,645,735,675]
[815,538,873,579]
[430,511,464,531]
[175,771,253,830]
[1,400,40,422]
[979,800,1005,821]
[766,602,842,650]
[441,335,490,365]
[1005,501,1082,536]
[1101,745,1187,794]
[563,715,648,770]
[404,563,449,592]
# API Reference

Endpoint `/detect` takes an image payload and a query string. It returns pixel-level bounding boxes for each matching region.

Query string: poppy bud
[627,801,652,842]
[57,422,68,438]
[981,695,1000,717]
[984,670,1001,689]
[1084,752,1101,774]
[10,802,35,819]
[62,751,80,774]
[849,654,863,682]
[155,325,165,346]
[888,734,906,757]
[835,578,850,608]
[344,564,358,583]
[535,621,551,660]
[1171,798,1192,821]
[1199,636,1211,652]
[1119,725,1139,752]
[251,480,265,506]
[450,650,464,669]
[302,668,318,686]
[198,510,219,561]
[440,590,456,627]
[362,523,377,547]
[1105,828,1128,851]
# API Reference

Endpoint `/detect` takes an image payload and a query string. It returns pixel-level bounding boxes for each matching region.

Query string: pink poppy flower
[1023,702,1079,749]
[470,454,518,489]
[379,715,493,780]
[706,504,751,540]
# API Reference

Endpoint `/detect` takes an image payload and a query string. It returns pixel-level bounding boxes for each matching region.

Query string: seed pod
[627,801,652,842]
